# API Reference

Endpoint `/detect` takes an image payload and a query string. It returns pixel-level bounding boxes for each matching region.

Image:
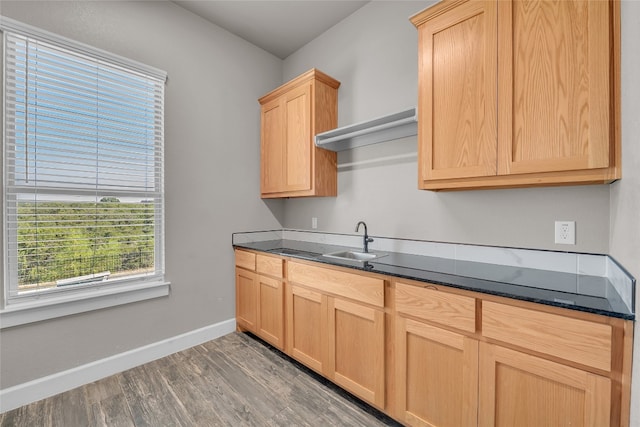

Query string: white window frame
[0,17,170,329]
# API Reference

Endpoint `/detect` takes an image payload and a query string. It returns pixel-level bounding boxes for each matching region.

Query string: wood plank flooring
[0,332,400,426]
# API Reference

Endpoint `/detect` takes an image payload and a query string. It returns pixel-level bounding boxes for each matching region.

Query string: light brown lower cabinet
[286,261,386,409]
[328,296,385,409]
[256,275,284,349]
[235,268,258,333]
[285,284,328,373]
[285,283,386,408]
[235,251,633,426]
[235,250,285,350]
[478,342,611,427]
[395,316,614,427]
[395,315,478,427]
[235,268,285,350]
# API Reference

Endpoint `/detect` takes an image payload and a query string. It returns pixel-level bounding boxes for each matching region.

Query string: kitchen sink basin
[323,250,388,262]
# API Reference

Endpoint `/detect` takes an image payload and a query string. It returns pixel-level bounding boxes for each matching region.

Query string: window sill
[0,280,170,329]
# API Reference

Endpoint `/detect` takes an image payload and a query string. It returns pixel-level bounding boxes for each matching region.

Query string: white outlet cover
[554,221,576,245]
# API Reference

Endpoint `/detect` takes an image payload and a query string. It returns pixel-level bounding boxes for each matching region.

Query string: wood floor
[0,332,400,426]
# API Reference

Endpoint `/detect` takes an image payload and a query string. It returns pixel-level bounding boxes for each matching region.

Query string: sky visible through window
[12,36,158,198]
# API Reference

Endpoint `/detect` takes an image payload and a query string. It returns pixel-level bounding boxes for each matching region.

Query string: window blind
[3,27,166,299]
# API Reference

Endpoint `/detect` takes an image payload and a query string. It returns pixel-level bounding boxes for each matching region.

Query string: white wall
[611,2,640,426]
[0,1,284,388]
[283,0,611,253]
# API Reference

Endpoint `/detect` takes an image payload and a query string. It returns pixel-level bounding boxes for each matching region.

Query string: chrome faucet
[355,221,374,253]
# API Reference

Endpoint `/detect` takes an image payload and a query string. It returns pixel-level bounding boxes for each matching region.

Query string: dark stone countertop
[233,239,635,320]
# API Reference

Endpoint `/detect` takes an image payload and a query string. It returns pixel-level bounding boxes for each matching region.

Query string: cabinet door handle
[423,285,438,290]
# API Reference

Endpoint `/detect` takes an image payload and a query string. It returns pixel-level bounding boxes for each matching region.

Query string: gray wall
[0,1,284,388]
[284,1,639,425]
[283,0,611,253]
[611,2,640,425]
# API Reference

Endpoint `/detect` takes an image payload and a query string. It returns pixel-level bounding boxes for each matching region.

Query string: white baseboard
[0,318,237,413]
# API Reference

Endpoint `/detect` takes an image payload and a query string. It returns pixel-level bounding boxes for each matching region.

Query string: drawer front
[235,250,256,271]
[256,254,284,278]
[288,261,384,307]
[395,282,476,332]
[482,301,612,371]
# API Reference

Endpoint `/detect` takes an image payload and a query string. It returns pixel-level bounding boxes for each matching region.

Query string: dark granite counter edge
[233,242,635,321]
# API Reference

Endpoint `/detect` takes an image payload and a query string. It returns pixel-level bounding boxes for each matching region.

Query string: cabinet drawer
[256,254,284,278]
[288,261,384,307]
[235,250,255,270]
[482,301,612,371]
[395,282,476,333]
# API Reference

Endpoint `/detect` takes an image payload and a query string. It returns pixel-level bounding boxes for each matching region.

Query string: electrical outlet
[312,217,318,229]
[555,221,576,245]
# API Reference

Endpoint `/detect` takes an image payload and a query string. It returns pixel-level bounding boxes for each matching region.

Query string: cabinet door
[235,268,258,333]
[286,284,327,374]
[260,98,286,194]
[256,275,284,350]
[327,297,385,409]
[497,0,611,175]
[396,316,478,427]
[283,83,312,192]
[479,342,611,427]
[417,0,497,183]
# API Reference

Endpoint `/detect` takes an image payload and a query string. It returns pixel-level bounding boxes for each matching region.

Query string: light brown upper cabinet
[411,0,620,190]
[259,69,340,198]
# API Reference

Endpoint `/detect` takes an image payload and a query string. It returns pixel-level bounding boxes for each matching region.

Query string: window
[2,17,167,318]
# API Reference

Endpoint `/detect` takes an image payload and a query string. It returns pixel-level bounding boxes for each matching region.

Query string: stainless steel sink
[323,250,388,262]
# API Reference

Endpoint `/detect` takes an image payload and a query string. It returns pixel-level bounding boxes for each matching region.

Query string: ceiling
[172,1,370,59]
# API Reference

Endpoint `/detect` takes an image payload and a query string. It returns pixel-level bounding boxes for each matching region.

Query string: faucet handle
[366,237,374,243]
